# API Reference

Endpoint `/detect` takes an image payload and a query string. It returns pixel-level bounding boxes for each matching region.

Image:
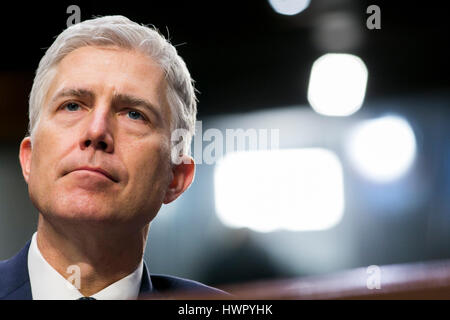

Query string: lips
[71,166,118,183]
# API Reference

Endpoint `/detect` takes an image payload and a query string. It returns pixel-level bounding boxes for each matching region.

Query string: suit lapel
[139,261,154,296]
[0,240,32,300]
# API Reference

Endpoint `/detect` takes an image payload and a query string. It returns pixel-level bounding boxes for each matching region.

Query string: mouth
[70,167,118,183]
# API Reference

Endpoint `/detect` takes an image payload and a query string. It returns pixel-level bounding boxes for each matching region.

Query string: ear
[19,137,33,184]
[163,155,195,204]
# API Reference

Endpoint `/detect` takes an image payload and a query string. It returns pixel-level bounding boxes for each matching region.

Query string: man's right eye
[63,102,81,111]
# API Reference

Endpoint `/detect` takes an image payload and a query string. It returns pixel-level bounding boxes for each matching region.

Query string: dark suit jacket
[0,240,225,300]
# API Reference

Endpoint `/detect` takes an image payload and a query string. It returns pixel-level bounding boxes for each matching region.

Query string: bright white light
[307,53,368,116]
[268,0,310,16]
[347,116,417,182]
[214,149,345,232]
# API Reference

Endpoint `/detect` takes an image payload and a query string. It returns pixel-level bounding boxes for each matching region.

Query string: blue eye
[64,102,80,111]
[127,110,144,121]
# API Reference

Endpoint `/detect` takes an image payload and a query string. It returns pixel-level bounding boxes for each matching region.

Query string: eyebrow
[51,87,163,124]
[52,88,95,103]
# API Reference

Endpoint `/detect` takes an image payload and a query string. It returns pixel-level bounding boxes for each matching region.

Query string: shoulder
[0,241,31,299]
[149,273,229,296]
[0,256,15,288]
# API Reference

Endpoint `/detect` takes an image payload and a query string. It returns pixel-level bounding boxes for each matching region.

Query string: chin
[38,190,122,224]
[51,204,119,226]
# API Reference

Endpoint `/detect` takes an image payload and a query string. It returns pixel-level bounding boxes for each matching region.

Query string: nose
[80,106,114,153]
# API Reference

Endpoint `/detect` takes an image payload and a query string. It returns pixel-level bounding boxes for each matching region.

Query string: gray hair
[28,15,197,159]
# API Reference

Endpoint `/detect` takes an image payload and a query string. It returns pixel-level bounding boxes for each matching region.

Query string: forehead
[45,45,170,123]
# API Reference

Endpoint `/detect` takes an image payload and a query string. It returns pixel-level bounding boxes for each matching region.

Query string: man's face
[20,46,177,229]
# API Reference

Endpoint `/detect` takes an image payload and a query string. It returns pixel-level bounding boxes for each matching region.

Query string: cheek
[148,141,171,181]
[28,127,72,189]
[29,131,52,180]
[125,136,172,190]
[32,129,59,166]
[27,130,58,212]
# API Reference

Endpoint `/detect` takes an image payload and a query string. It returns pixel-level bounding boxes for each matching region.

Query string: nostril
[99,141,107,150]
[83,139,109,151]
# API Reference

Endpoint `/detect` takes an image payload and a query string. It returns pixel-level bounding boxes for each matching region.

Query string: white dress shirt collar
[27,232,143,300]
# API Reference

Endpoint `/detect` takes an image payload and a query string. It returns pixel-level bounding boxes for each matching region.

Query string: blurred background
[0,0,449,288]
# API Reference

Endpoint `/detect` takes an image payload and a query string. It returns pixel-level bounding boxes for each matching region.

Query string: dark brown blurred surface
[0,72,33,142]
[142,259,450,300]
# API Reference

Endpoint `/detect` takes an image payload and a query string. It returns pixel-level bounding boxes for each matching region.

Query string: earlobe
[163,155,195,204]
[19,137,33,183]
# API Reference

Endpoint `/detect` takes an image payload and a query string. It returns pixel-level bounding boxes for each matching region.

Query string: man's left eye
[127,110,145,121]
[64,102,81,111]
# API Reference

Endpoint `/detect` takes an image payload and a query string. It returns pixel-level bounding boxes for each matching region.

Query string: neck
[36,214,149,296]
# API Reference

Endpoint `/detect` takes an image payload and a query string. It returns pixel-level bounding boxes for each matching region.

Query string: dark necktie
[78,296,96,300]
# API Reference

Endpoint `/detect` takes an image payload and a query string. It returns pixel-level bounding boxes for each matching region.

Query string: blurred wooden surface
[142,259,450,299]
